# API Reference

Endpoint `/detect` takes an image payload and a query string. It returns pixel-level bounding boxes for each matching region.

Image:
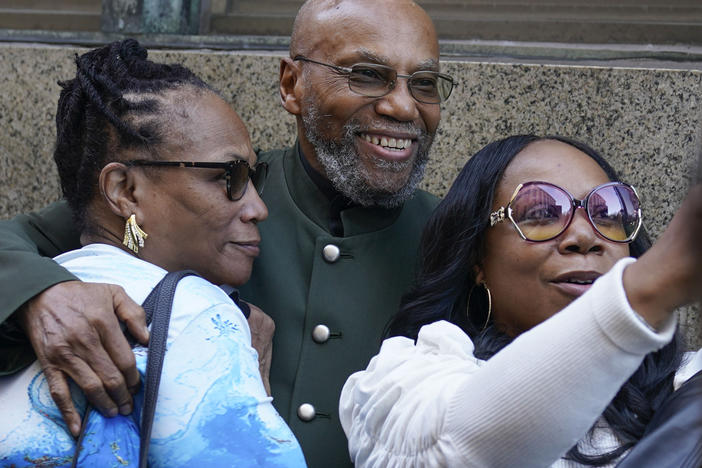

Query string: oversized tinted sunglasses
[489,181,643,243]
[125,159,267,201]
[293,55,455,104]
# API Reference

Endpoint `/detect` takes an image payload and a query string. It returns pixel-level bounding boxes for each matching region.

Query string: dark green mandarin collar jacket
[0,143,439,467]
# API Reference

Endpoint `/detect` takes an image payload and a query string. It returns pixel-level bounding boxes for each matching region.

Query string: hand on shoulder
[17,280,147,436]
[245,302,274,396]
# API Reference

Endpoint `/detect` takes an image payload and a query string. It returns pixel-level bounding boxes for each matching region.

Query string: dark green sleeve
[0,200,81,374]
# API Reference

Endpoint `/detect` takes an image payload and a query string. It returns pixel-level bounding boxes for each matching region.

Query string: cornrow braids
[53,38,210,232]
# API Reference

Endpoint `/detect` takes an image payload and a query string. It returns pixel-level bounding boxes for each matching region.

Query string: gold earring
[481,283,492,331]
[467,282,492,330]
[123,214,148,254]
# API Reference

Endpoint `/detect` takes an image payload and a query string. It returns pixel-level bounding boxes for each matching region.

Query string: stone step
[0,0,99,31]
[210,8,702,44]
[0,0,99,11]
[227,1,303,15]
[227,0,702,14]
[424,5,702,21]
[0,11,100,31]
[431,17,702,42]
[1,0,701,44]
[418,0,701,5]
[226,0,702,20]
[210,14,295,37]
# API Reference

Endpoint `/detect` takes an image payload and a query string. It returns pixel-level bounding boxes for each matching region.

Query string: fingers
[260,345,273,396]
[44,367,82,437]
[111,284,149,345]
[246,303,274,396]
[99,313,141,398]
[47,342,123,418]
[64,310,135,415]
[88,335,137,414]
[19,281,140,427]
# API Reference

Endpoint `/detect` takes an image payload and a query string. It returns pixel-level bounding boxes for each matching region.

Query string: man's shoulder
[389,189,439,234]
[406,189,441,214]
[256,146,293,165]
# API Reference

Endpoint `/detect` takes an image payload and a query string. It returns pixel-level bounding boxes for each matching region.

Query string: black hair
[386,134,683,466]
[53,38,210,233]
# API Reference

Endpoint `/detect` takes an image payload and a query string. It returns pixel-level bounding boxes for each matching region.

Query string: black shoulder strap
[138,270,199,468]
[72,270,199,468]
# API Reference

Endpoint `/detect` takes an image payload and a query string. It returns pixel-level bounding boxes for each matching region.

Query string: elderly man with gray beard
[0,0,455,466]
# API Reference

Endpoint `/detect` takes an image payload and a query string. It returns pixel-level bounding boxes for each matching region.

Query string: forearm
[623,183,702,326]
[445,258,675,467]
[0,201,80,375]
[0,200,81,323]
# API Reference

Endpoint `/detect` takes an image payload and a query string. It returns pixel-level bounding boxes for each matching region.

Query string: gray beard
[301,105,434,208]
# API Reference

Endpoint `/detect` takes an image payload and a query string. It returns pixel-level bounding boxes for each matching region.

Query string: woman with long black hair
[340,134,702,467]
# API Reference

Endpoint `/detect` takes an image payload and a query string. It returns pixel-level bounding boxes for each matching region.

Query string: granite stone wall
[1,43,700,347]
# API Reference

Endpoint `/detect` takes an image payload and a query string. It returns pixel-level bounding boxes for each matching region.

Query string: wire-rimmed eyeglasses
[489,181,643,243]
[294,55,455,104]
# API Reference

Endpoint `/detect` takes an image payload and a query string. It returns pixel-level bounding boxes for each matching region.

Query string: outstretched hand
[17,281,148,437]
[246,303,275,396]
[624,183,702,328]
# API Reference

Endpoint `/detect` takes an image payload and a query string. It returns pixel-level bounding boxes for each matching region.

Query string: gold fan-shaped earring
[122,214,148,254]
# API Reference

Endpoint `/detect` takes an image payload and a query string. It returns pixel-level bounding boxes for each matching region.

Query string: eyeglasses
[125,159,267,201]
[489,181,643,243]
[293,55,455,104]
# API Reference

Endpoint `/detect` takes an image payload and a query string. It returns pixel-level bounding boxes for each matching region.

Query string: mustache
[345,118,427,139]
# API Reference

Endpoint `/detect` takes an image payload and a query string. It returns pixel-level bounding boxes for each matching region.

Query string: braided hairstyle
[53,39,210,233]
[387,135,683,466]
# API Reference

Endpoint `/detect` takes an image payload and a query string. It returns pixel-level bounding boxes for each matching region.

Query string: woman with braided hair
[0,40,306,467]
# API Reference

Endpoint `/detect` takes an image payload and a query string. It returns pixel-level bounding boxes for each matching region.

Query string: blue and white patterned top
[0,243,306,467]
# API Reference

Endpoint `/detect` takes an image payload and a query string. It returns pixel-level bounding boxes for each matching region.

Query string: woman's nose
[240,180,269,223]
[557,207,603,254]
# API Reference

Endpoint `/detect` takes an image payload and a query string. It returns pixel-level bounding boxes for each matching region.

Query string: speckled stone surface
[1,43,700,347]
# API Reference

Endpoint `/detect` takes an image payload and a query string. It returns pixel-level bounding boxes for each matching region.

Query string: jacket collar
[284,141,404,237]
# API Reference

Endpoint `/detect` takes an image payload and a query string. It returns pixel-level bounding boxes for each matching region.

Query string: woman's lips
[231,241,260,257]
[550,271,601,298]
[551,281,593,297]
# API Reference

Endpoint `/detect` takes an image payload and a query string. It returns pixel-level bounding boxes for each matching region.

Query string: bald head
[281,0,445,207]
[290,0,437,59]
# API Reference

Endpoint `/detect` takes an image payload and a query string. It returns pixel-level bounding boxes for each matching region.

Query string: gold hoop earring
[467,282,492,330]
[482,283,492,331]
[123,214,148,254]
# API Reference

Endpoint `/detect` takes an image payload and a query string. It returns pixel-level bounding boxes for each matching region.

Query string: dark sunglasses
[293,55,455,104]
[125,159,268,201]
[489,181,643,243]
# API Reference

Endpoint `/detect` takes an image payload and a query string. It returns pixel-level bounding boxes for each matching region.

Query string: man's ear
[99,162,139,218]
[280,57,302,115]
